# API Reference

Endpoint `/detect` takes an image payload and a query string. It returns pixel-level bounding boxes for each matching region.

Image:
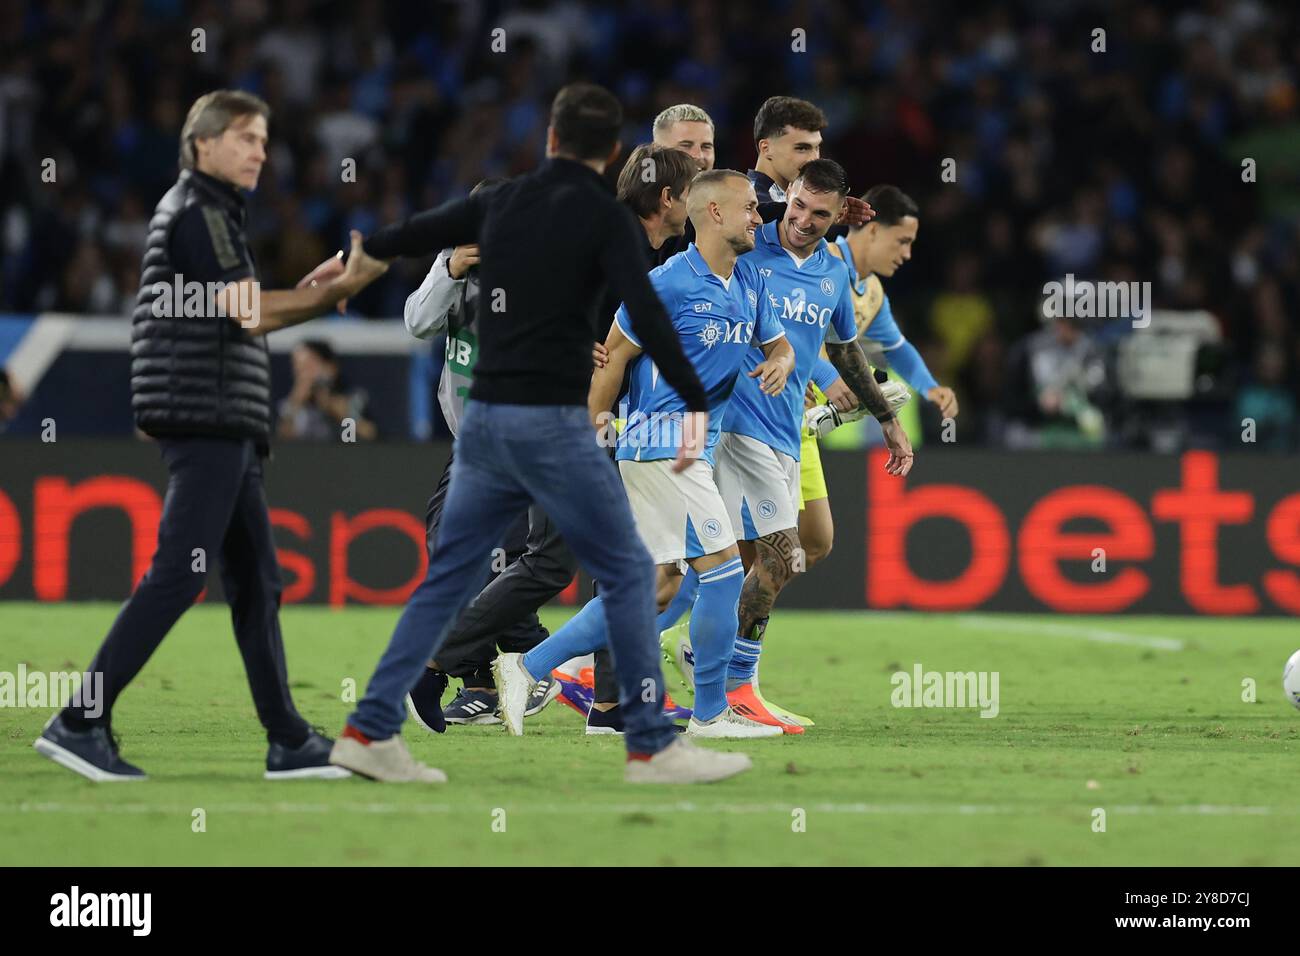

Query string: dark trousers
[593,648,618,704]
[425,448,577,686]
[62,438,309,746]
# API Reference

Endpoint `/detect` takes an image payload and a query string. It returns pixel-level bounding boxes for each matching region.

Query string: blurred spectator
[278,340,377,441]
[1005,317,1111,449]
[1236,346,1297,450]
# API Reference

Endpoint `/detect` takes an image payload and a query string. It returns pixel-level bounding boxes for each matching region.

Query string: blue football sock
[726,616,768,691]
[656,567,699,632]
[522,596,608,682]
[690,557,744,721]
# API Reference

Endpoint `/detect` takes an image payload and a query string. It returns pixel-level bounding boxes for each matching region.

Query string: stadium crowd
[1,0,1297,449]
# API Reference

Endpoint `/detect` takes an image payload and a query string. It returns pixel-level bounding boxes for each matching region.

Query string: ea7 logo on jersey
[698,318,755,350]
[692,301,713,312]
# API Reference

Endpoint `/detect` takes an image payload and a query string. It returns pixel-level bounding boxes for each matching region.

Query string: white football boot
[687,706,782,739]
[493,652,534,736]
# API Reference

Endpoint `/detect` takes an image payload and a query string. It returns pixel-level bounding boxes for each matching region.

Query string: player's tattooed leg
[738,527,800,636]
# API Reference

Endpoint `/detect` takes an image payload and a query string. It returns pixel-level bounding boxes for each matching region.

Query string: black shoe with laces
[405,668,449,734]
[33,713,146,782]
[266,729,351,780]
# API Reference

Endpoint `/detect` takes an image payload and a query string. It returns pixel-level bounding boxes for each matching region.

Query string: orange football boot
[726,684,804,734]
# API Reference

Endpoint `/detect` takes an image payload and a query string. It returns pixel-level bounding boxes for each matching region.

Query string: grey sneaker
[524,675,562,718]
[328,733,447,783]
[625,738,752,784]
[492,653,533,736]
[686,706,782,739]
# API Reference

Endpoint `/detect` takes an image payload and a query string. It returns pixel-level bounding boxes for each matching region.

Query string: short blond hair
[179,90,270,170]
[652,103,715,139]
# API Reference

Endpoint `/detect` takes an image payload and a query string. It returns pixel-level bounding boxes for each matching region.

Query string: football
[1283,649,1300,709]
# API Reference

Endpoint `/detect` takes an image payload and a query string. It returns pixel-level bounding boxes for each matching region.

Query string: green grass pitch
[2,602,1299,866]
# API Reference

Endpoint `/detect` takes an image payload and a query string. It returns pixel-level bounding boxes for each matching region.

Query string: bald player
[501,171,796,739]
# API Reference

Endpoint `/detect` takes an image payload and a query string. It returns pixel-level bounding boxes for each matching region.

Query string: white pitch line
[0,801,1284,816]
[957,616,1185,651]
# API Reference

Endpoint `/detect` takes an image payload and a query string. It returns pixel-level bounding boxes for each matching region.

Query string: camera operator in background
[278,339,378,441]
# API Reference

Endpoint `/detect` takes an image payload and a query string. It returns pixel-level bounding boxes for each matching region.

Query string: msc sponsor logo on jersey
[769,287,832,328]
[697,318,756,350]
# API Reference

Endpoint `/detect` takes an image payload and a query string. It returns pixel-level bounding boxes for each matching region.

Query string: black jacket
[364,157,707,412]
[130,169,271,442]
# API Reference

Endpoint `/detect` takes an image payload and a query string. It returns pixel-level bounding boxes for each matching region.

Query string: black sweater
[364,157,707,412]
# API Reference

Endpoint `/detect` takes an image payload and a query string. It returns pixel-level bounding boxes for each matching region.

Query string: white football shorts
[617,457,736,564]
[713,431,801,540]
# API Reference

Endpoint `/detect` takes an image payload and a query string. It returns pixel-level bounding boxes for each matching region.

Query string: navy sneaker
[443,687,502,725]
[405,668,449,735]
[33,713,146,782]
[585,705,686,736]
[266,730,351,780]
[524,674,562,718]
[585,705,623,736]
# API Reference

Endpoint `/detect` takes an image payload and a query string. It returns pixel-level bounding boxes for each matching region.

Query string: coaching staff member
[35,90,388,782]
[331,83,751,785]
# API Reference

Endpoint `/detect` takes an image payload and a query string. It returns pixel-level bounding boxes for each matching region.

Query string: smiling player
[497,170,796,739]
[712,159,914,733]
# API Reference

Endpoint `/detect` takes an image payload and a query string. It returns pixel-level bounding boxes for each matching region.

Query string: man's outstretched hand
[879,418,915,477]
[297,251,347,314]
[338,230,390,296]
[837,195,875,228]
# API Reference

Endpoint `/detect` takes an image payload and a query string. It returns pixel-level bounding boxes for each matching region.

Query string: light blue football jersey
[614,244,785,466]
[722,220,858,458]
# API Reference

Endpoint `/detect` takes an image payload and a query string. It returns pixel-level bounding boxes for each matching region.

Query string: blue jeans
[349,403,677,755]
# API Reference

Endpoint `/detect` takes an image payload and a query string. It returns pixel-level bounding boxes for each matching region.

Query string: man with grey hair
[35,89,389,782]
